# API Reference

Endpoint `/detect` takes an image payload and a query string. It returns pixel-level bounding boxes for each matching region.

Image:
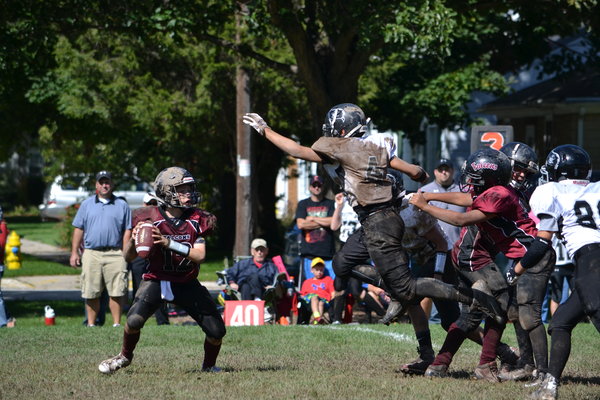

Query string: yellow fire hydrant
[5,231,22,270]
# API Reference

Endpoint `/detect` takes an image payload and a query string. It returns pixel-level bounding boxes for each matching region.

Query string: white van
[39,174,152,220]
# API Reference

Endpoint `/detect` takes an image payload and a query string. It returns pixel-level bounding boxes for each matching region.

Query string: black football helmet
[540,144,591,183]
[499,142,539,191]
[154,167,199,208]
[322,103,371,138]
[459,147,512,195]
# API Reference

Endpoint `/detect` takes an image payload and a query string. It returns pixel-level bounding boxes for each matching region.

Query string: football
[135,222,154,258]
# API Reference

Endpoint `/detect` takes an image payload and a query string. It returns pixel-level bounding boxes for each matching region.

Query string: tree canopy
[0,0,598,247]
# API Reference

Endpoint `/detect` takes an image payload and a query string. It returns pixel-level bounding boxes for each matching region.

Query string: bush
[57,204,79,248]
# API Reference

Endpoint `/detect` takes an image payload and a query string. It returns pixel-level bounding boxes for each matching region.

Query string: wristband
[414,167,427,183]
[434,252,447,274]
[167,239,190,257]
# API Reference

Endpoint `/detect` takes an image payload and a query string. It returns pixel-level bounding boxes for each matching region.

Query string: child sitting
[300,257,335,324]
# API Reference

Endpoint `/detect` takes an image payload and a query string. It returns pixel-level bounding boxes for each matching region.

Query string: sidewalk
[3,239,223,301]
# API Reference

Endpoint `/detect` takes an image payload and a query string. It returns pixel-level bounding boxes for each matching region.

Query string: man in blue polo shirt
[70,171,132,327]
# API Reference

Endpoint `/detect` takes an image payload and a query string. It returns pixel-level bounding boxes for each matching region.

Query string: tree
[1,0,597,249]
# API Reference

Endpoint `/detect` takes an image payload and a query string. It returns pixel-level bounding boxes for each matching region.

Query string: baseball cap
[435,159,453,169]
[251,238,268,249]
[96,170,112,181]
[311,257,325,268]
[310,175,324,186]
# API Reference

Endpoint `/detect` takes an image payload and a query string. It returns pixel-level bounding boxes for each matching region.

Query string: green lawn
[1,307,598,400]
[6,218,63,247]
[4,217,227,282]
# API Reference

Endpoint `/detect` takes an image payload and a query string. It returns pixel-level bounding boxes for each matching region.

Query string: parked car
[39,174,152,221]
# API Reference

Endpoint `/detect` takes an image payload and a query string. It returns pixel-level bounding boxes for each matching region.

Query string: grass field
[5,218,227,282]
[1,301,599,400]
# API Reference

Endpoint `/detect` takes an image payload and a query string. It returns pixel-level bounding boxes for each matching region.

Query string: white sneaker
[98,353,131,374]
[530,374,558,400]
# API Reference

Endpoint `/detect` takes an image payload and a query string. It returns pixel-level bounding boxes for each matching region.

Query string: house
[479,69,600,162]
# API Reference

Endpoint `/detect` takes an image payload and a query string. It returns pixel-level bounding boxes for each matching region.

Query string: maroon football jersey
[451,222,496,271]
[132,206,216,283]
[471,185,537,259]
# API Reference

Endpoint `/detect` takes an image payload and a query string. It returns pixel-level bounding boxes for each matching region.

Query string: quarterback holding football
[98,166,225,374]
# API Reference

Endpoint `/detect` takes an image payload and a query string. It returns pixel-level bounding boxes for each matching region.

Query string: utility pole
[234,1,252,259]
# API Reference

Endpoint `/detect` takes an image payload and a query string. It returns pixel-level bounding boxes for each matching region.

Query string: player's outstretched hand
[242,113,269,136]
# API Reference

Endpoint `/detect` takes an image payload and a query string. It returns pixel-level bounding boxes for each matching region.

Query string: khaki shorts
[81,249,128,299]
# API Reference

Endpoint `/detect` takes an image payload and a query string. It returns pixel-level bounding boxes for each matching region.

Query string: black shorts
[129,279,226,339]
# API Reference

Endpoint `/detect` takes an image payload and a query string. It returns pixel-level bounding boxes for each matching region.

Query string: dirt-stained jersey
[400,200,450,265]
[312,134,396,208]
[471,185,537,258]
[530,181,600,257]
[451,223,496,271]
[132,206,216,283]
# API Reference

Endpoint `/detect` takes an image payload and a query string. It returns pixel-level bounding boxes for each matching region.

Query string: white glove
[242,113,269,136]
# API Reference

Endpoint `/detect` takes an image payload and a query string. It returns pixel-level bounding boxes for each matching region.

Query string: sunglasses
[311,183,322,188]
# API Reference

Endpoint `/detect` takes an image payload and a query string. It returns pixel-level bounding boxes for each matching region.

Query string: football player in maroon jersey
[410,147,554,382]
[243,105,505,334]
[98,167,225,374]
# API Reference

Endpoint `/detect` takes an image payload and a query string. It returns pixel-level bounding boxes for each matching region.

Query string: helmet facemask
[154,167,200,209]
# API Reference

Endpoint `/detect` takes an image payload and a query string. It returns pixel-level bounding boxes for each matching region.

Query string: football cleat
[473,361,500,383]
[498,363,535,382]
[399,347,435,375]
[380,299,406,325]
[201,366,223,373]
[98,353,131,374]
[496,343,520,366]
[424,364,448,378]
[525,371,546,388]
[530,374,558,400]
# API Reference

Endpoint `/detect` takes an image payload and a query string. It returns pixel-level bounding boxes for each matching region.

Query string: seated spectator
[300,257,335,324]
[227,238,279,301]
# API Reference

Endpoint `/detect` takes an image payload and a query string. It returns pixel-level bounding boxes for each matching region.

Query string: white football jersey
[530,181,600,257]
[400,200,450,264]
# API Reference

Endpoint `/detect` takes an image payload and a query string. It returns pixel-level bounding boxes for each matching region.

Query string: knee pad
[507,303,519,322]
[518,306,542,331]
[455,315,480,333]
[127,313,147,331]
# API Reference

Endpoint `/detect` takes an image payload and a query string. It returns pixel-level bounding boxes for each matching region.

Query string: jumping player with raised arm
[243,104,505,334]
[98,167,225,374]
[521,145,600,400]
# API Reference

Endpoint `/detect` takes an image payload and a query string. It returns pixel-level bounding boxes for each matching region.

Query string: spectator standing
[295,175,336,283]
[420,159,464,256]
[300,257,335,324]
[0,206,15,328]
[227,238,279,301]
[70,171,132,327]
[420,159,465,323]
[129,192,169,325]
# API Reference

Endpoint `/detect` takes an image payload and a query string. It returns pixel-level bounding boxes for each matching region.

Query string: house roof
[481,70,600,113]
